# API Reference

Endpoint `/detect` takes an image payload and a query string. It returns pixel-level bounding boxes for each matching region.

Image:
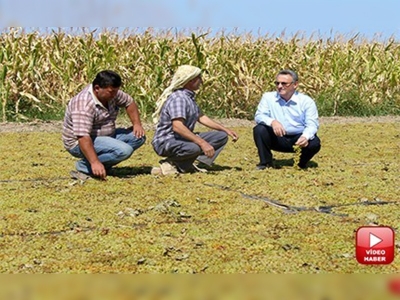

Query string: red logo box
[356,226,395,265]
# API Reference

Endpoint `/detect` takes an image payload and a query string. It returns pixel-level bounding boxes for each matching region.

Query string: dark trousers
[253,123,321,168]
[153,131,228,171]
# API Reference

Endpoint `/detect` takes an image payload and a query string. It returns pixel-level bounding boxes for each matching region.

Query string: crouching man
[62,70,146,180]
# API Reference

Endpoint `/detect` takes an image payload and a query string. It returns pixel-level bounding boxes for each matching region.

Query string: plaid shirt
[152,89,201,149]
[62,84,133,150]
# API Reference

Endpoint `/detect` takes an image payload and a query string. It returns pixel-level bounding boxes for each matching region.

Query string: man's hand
[133,124,145,138]
[78,136,107,180]
[91,161,107,180]
[295,135,309,148]
[226,129,239,142]
[172,118,215,158]
[126,102,145,139]
[271,120,286,137]
[199,140,215,158]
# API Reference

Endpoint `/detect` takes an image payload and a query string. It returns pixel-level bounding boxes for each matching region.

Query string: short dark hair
[92,70,122,88]
[277,70,299,82]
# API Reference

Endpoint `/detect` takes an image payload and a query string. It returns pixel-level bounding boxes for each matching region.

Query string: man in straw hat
[151,65,239,175]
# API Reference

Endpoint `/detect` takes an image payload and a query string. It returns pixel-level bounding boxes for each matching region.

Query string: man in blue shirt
[253,70,321,169]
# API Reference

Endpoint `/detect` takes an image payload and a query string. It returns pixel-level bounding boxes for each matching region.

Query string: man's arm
[255,93,286,137]
[254,93,275,126]
[172,118,215,158]
[198,115,239,141]
[77,136,106,179]
[295,97,319,147]
[126,102,145,138]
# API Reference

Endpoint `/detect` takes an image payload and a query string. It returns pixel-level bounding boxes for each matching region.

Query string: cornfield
[1,27,400,122]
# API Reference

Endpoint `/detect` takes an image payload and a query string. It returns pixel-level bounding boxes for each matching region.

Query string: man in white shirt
[253,70,321,169]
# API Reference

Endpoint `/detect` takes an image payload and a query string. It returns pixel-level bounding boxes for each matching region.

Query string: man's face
[275,74,298,100]
[185,75,203,91]
[94,85,119,103]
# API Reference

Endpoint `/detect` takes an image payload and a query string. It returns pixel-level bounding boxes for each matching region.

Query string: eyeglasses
[275,81,293,87]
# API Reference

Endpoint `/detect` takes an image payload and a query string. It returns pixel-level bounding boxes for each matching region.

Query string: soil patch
[0,116,399,133]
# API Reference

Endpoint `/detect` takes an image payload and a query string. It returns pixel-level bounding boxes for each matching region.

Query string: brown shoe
[70,170,91,181]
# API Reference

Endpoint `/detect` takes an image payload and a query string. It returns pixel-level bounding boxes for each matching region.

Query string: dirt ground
[0,116,399,133]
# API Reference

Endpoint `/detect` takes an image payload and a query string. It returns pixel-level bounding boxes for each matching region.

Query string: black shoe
[196,162,210,169]
[256,164,272,170]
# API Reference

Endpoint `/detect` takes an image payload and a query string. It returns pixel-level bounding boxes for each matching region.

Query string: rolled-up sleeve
[115,90,134,107]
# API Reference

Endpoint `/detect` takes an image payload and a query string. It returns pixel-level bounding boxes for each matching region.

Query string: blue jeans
[67,128,146,174]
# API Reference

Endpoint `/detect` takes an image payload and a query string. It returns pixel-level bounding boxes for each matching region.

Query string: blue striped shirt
[152,89,202,148]
[254,91,319,140]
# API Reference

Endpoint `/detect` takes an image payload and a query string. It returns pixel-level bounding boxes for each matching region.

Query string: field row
[1,28,400,121]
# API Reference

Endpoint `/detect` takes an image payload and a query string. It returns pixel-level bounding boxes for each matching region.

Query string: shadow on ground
[110,164,243,178]
[109,166,153,177]
[273,159,319,169]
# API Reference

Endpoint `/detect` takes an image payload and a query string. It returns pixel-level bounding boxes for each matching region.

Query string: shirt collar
[89,84,107,108]
[276,91,299,103]
[176,88,196,98]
